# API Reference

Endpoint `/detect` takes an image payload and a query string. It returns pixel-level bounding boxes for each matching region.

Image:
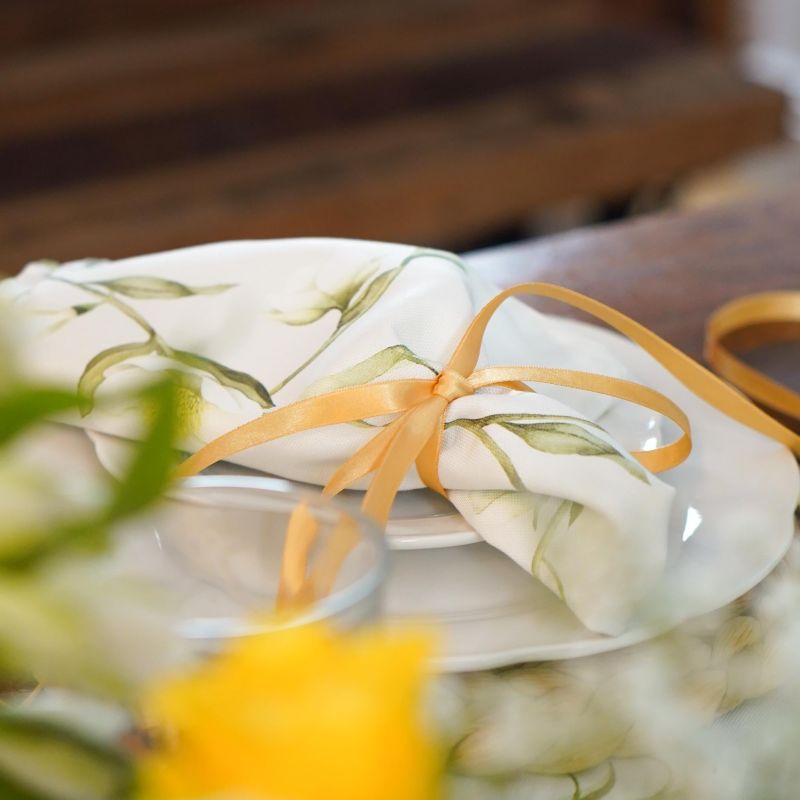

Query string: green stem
[446,418,525,490]
[531,500,570,578]
[54,277,175,358]
[51,277,159,341]
[269,327,344,395]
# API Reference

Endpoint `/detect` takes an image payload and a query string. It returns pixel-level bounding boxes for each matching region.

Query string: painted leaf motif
[91,276,234,299]
[304,345,435,397]
[447,419,525,490]
[452,412,605,433]
[77,339,159,415]
[500,421,649,484]
[171,350,273,408]
[73,302,99,316]
[532,500,571,577]
[338,265,403,328]
[469,490,516,515]
[267,265,377,326]
[326,263,379,310]
[268,304,337,326]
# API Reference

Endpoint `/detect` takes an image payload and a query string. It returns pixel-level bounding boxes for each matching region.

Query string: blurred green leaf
[91,276,233,299]
[0,711,132,800]
[171,349,273,408]
[104,379,179,521]
[0,520,105,572]
[0,389,82,447]
[77,339,158,416]
[0,380,180,570]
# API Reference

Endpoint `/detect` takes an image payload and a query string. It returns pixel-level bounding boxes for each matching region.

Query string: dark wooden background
[0,0,786,272]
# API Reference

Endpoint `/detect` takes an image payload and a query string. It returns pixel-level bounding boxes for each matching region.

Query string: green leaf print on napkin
[465,490,584,602]
[48,275,273,416]
[531,499,584,601]
[337,265,403,328]
[77,339,159,414]
[266,263,377,326]
[451,410,649,600]
[269,248,465,394]
[447,413,648,486]
[170,349,273,409]
[447,419,526,490]
[91,276,234,299]
[501,420,649,484]
[303,345,436,398]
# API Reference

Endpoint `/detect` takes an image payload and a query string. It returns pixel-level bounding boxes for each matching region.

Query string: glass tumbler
[116,475,387,651]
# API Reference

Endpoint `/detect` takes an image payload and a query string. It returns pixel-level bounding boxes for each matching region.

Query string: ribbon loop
[706,291,800,423]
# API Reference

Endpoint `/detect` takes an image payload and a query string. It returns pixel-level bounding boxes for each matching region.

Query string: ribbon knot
[432,368,474,402]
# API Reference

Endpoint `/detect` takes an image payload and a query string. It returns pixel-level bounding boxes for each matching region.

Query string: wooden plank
[0,52,784,272]
[0,25,695,199]
[465,184,800,391]
[0,0,602,143]
[0,0,364,56]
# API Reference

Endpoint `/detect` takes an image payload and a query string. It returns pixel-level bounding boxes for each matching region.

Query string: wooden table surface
[466,187,800,390]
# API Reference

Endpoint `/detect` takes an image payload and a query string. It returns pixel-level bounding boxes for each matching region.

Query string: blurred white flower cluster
[436,532,800,800]
[0,297,187,799]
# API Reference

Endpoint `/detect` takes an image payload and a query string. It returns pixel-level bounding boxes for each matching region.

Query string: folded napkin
[3,239,674,634]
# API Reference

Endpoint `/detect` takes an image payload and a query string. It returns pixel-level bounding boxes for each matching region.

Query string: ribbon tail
[276,503,320,608]
[323,411,414,498]
[361,398,448,525]
[448,282,800,458]
[175,379,432,477]
[706,292,800,421]
[293,399,447,603]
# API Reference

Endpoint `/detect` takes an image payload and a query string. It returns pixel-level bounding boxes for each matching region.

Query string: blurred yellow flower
[137,624,441,800]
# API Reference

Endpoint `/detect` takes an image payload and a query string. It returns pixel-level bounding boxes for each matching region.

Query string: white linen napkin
[2,239,674,634]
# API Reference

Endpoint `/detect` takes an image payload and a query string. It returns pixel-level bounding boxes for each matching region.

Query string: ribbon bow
[176,283,800,602]
[706,291,800,426]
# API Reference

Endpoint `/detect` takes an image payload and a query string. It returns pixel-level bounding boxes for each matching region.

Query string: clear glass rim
[168,474,388,638]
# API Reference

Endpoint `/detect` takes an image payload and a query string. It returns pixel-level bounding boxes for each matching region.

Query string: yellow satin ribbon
[706,291,800,425]
[176,283,800,602]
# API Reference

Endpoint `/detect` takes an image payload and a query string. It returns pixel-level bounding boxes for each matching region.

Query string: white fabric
[2,238,674,634]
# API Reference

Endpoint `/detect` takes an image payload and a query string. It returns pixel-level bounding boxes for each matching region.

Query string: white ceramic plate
[88,316,799,670]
